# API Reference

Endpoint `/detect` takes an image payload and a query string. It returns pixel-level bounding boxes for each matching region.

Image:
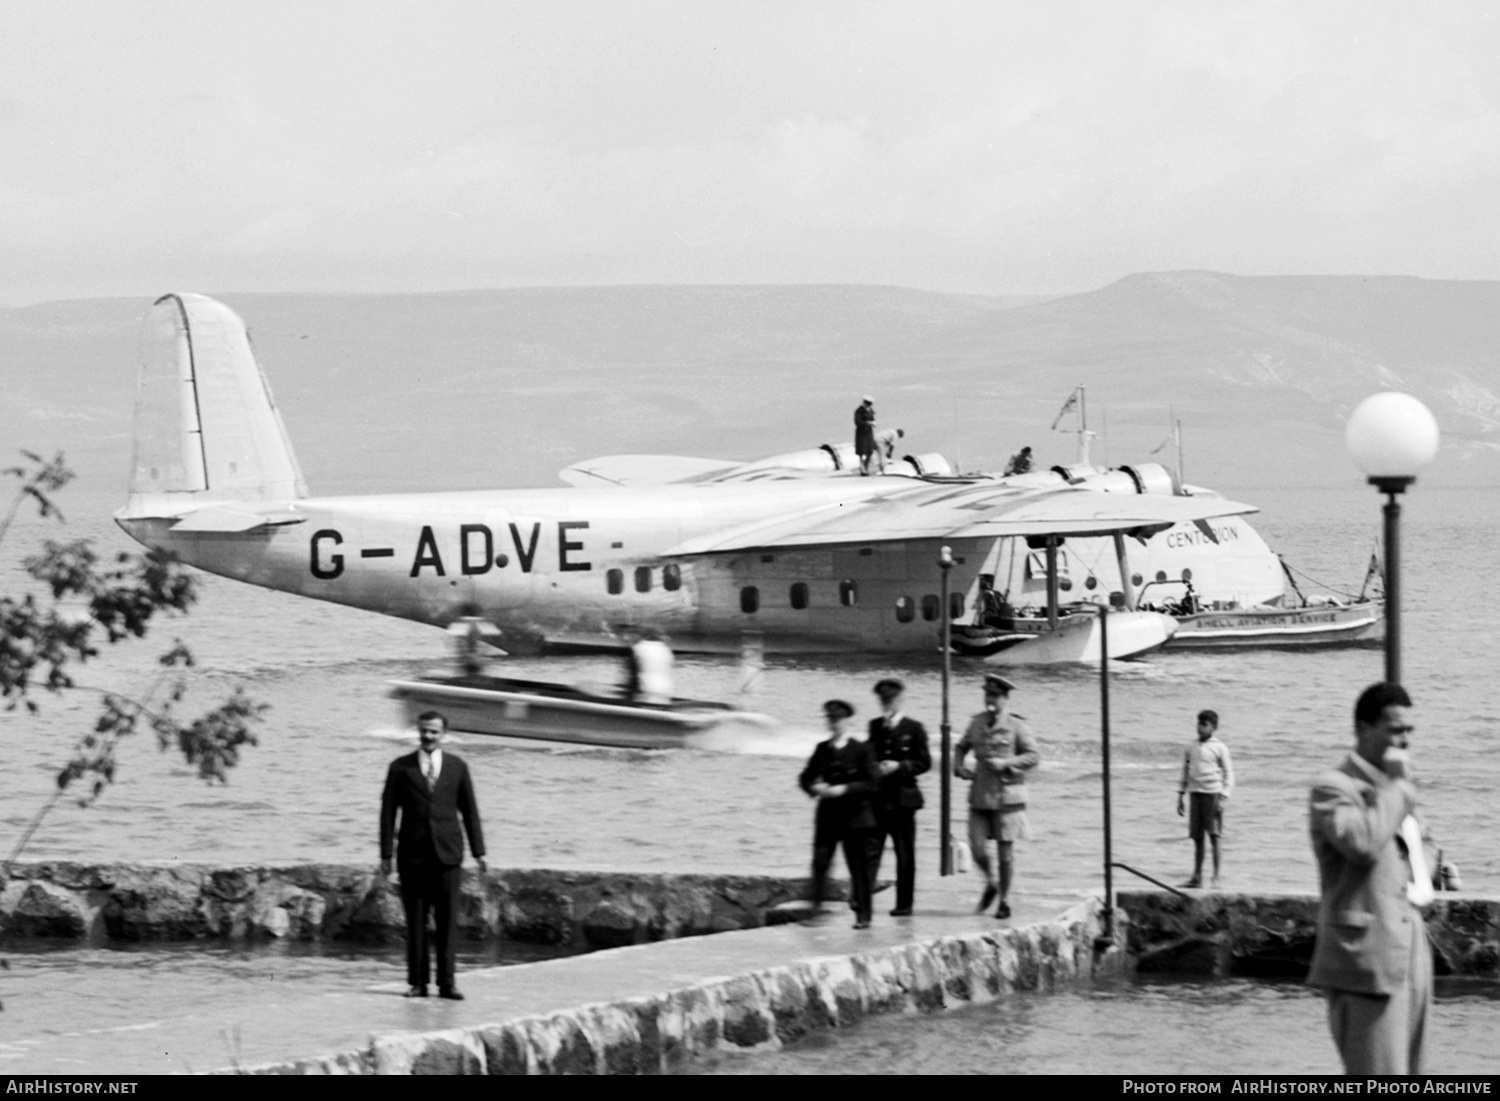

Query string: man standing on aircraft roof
[1177,708,1233,888]
[380,710,487,1000]
[955,673,1039,920]
[854,396,878,475]
[867,678,931,917]
[1004,446,1035,476]
[1308,682,1433,1075]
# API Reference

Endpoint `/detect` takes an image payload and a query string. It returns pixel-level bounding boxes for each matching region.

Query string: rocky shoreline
[1120,890,1500,977]
[0,862,827,950]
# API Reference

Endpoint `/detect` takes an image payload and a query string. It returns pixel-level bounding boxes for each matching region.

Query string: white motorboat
[1164,599,1382,649]
[389,673,777,749]
[982,608,1176,666]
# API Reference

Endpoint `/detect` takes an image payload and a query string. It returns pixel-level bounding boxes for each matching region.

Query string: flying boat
[116,294,1287,659]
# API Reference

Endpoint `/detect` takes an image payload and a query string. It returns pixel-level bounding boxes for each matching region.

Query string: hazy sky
[4,1,1500,305]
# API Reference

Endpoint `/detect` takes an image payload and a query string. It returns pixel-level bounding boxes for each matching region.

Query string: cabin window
[663,564,682,591]
[895,596,914,623]
[839,579,859,607]
[1181,568,1193,581]
[1131,573,1143,587]
[634,566,652,593]
[949,592,965,620]
[606,568,624,595]
[790,582,809,610]
[740,586,760,614]
[1084,575,1098,590]
[1155,570,1168,583]
[921,594,940,621]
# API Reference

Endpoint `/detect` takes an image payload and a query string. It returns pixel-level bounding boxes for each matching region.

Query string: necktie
[423,753,436,790]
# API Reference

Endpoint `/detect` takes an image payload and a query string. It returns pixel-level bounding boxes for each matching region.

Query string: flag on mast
[1049,387,1081,431]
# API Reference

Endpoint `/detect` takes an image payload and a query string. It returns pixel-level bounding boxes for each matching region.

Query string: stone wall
[1120,890,1500,977]
[239,899,1117,1075]
[0,862,829,949]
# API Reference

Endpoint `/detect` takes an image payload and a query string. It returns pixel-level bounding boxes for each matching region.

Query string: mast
[1175,416,1184,485]
[1077,386,1090,466]
[1050,384,1094,467]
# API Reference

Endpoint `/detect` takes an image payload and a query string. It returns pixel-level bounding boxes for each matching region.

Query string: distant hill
[2,275,1496,505]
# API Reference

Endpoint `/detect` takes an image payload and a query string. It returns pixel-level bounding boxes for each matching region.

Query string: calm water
[2,476,1497,1072]
[681,977,1500,1075]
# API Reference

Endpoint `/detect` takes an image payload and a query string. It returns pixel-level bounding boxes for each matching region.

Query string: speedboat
[389,672,777,749]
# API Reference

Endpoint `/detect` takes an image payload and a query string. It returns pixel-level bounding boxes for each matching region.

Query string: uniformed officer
[954,673,1040,919]
[866,678,931,916]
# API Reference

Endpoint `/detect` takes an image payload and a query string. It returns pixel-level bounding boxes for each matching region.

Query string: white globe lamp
[1345,392,1440,491]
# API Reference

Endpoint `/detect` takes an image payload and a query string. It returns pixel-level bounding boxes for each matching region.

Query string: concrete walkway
[3,877,1087,1074]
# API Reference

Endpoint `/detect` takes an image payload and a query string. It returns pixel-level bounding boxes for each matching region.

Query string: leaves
[1,450,269,864]
[163,688,267,785]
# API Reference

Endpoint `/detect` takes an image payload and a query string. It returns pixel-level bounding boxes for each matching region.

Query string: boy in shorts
[1177,708,1234,888]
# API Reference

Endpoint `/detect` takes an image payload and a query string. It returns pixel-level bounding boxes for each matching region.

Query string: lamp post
[938,545,954,876]
[1345,392,1440,685]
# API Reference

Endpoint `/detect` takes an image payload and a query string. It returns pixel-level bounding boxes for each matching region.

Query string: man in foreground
[380,710,487,999]
[1308,682,1432,1075]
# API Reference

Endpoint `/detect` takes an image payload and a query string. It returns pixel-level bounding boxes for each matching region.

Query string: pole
[1100,606,1114,942]
[1045,537,1060,629]
[939,545,954,876]
[1368,476,1411,685]
[1382,489,1402,684]
[1111,531,1134,611]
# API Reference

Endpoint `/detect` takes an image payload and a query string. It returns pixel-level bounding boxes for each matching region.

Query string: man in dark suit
[1308,682,1432,1075]
[866,677,931,917]
[380,710,487,1000]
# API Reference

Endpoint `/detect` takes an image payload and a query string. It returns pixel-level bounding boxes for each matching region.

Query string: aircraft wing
[666,482,1256,555]
[559,455,742,487]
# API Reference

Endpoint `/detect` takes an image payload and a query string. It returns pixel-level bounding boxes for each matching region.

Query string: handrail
[1110,861,1193,900]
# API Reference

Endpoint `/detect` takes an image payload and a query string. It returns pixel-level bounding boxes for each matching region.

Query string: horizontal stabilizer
[169,506,307,533]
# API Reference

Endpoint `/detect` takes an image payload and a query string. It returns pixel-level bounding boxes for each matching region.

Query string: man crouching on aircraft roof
[955,673,1040,920]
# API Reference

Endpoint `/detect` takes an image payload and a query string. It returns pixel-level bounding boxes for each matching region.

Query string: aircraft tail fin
[122,293,307,517]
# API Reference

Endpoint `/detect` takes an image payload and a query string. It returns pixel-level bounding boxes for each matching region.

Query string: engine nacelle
[737,445,848,473]
[1047,462,1182,495]
[1119,463,1180,495]
[742,440,951,477]
[898,452,953,476]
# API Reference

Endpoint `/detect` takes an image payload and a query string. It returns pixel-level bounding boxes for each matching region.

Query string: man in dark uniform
[799,699,879,928]
[380,710,487,999]
[866,677,931,916]
[854,396,877,475]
